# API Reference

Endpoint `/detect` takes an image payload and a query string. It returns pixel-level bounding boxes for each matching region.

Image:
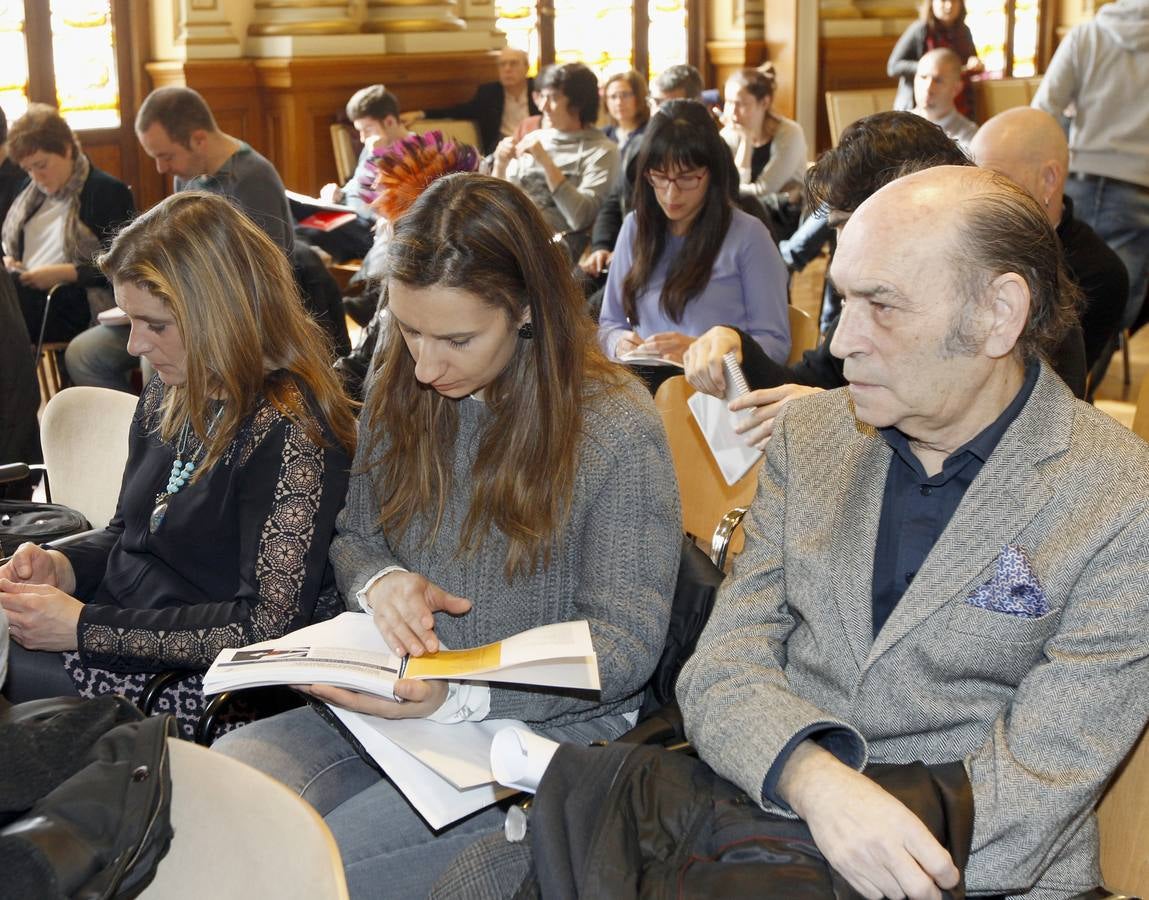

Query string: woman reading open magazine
[216,172,680,897]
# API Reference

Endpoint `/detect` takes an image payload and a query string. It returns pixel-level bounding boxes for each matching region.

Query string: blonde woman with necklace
[0,192,355,739]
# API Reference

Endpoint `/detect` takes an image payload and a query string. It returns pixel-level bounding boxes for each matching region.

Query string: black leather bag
[524,742,974,900]
[0,695,175,899]
[0,500,90,556]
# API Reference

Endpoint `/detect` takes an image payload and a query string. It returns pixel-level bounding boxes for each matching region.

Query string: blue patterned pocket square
[965,545,1050,619]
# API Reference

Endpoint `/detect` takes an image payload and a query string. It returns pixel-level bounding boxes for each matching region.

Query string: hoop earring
[518,322,534,340]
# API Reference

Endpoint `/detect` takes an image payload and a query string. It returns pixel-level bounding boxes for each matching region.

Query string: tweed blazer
[678,362,1149,899]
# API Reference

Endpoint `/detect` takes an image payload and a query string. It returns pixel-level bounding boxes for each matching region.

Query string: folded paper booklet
[203,612,600,699]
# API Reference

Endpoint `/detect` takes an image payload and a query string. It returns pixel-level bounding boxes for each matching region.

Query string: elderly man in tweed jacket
[678,165,1149,900]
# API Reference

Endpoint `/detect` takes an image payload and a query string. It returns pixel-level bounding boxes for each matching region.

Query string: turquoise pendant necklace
[149,407,225,534]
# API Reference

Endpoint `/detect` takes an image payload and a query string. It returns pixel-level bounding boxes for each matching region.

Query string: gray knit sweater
[331,379,681,729]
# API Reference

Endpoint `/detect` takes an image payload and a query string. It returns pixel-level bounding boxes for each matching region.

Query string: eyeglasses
[645,170,707,191]
[606,90,635,101]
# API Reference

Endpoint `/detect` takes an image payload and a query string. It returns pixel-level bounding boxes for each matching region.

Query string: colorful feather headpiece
[364,131,481,222]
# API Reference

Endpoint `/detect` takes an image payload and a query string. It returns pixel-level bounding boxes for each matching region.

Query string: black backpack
[0,695,175,900]
[0,500,90,557]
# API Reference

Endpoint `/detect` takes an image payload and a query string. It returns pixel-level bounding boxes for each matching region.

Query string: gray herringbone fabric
[332,378,681,728]
[678,362,1149,899]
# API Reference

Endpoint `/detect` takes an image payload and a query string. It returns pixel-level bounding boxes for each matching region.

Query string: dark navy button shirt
[871,359,1040,636]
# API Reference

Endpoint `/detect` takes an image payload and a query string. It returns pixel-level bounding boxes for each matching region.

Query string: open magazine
[204,612,599,700]
[203,613,597,828]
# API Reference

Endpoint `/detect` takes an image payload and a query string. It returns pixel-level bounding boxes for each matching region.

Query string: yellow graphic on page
[404,642,503,678]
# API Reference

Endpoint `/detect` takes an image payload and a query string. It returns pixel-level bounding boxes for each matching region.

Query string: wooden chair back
[329,123,357,185]
[410,117,483,151]
[654,376,762,551]
[1131,374,1149,442]
[788,305,820,365]
[973,76,1044,124]
[1097,724,1149,897]
[825,88,897,146]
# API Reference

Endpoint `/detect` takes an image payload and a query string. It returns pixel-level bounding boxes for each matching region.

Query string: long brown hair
[365,173,624,578]
[99,191,356,469]
[623,100,736,326]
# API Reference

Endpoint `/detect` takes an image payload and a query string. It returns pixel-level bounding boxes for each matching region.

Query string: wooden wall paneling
[816,35,900,153]
[81,141,123,186]
[763,1,799,120]
[706,40,770,103]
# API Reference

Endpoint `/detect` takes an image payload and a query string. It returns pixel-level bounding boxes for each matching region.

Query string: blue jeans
[214,705,634,898]
[65,324,137,392]
[1065,174,1149,330]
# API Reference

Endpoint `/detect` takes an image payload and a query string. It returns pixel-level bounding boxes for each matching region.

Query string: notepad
[686,351,763,485]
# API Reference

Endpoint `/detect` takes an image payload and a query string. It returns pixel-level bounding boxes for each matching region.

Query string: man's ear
[1040,160,1062,208]
[982,272,1030,359]
[188,129,208,151]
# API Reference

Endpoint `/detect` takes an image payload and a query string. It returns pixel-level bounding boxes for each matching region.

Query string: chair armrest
[710,506,749,570]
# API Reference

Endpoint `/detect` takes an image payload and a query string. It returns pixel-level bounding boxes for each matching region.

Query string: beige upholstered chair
[40,386,137,528]
[139,738,348,899]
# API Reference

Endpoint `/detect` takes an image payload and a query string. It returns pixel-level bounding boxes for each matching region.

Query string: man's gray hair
[947,171,1081,362]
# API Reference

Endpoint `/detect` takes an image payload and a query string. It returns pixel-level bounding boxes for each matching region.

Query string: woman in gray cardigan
[216,173,681,898]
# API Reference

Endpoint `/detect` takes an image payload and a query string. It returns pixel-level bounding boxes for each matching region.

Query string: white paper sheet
[331,708,517,830]
[490,727,560,793]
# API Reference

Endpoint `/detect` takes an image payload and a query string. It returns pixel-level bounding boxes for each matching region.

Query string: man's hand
[580,249,613,277]
[779,741,960,900]
[365,571,472,657]
[0,580,83,651]
[0,543,76,592]
[19,264,77,291]
[318,182,343,204]
[683,326,744,396]
[300,678,449,720]
[636,331,694,365]
[730,384,823,448]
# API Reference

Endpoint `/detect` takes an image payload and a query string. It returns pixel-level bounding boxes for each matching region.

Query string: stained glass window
[494,0,691,82]
[0,1,120,133]
[554,0,633,79]
[648,0,688,81]
[966,0,1041,77]
[0,4,29,127]
[495,3,540,74]
[51,0,120,129]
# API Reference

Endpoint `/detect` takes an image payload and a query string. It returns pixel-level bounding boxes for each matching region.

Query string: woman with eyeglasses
[597,99,790,366]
